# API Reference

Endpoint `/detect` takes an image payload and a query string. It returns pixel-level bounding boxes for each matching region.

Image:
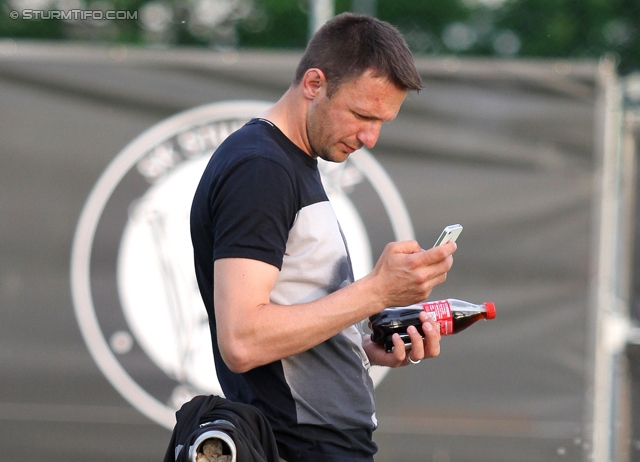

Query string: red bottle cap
[485,302,496,319]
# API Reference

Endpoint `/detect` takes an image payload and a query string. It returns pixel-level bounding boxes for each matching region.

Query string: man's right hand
[368,239,456,309]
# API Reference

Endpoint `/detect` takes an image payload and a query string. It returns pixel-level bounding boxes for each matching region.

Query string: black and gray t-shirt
[190,119,377,462]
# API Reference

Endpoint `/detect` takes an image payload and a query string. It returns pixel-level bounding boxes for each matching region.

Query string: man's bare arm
[214,240,455,373]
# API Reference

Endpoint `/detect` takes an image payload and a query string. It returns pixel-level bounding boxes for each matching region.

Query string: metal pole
[623,72,640,462]
[589,57,632,462]
[308,0,334,42]
[352,0,376,17]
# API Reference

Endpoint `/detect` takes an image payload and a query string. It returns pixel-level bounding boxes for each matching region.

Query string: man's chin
[312,144,353,163]
[321,149,351,163]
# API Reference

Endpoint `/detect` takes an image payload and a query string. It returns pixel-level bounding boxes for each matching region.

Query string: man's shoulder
[219,119,291,165]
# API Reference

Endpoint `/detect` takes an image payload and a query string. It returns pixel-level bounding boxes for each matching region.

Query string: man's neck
[259,87,314,158]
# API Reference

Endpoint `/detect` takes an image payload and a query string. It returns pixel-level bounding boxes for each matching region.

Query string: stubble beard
[306,108,348,164]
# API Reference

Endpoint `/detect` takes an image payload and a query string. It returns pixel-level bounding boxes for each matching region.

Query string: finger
[395,240,423,254]
[382,240,422,257]
[406,325,425,360]
[440,241,457,254]
[421,316,441,358]
[417,242,457,264]
[411,259,454,292]
[419,310,440,333]
[391,333,408,362]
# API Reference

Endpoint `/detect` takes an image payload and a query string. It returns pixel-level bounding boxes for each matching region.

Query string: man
[190,12,456,461]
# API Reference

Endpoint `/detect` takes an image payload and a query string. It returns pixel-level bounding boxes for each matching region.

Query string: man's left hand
[363,312,441,367]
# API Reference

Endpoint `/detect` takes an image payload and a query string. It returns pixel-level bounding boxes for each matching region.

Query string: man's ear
[301,68,326,100]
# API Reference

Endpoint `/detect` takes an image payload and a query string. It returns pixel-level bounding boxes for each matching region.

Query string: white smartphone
[433,224,463,247]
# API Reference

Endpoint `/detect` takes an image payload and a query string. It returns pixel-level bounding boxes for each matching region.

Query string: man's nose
[357,122,382,149]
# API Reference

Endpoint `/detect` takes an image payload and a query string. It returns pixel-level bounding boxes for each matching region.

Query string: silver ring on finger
[407,354,421,365]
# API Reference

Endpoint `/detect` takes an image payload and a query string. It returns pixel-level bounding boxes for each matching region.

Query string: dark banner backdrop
[0,42,604,461]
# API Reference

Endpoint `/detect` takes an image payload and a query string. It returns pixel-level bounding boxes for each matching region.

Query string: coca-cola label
[421,300,453,335]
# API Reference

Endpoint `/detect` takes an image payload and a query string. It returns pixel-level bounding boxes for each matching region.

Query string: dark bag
[163,395,280,462]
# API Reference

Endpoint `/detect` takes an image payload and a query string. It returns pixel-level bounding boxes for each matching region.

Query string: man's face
[306,69,407,163]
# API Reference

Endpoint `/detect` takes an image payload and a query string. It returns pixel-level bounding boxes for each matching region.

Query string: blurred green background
[1,0,639,75]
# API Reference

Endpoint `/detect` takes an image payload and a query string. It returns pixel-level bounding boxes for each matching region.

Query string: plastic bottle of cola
[370,299,496,352]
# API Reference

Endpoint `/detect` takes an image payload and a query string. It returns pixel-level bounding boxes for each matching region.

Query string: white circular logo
[70,101,415,429]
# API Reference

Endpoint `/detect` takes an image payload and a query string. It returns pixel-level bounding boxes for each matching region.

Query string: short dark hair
[293,13,423,96]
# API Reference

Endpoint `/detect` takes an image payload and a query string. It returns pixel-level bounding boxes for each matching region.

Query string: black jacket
[163,394,280,462]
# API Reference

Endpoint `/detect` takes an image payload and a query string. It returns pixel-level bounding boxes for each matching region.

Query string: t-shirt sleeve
[210,156,296,270]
